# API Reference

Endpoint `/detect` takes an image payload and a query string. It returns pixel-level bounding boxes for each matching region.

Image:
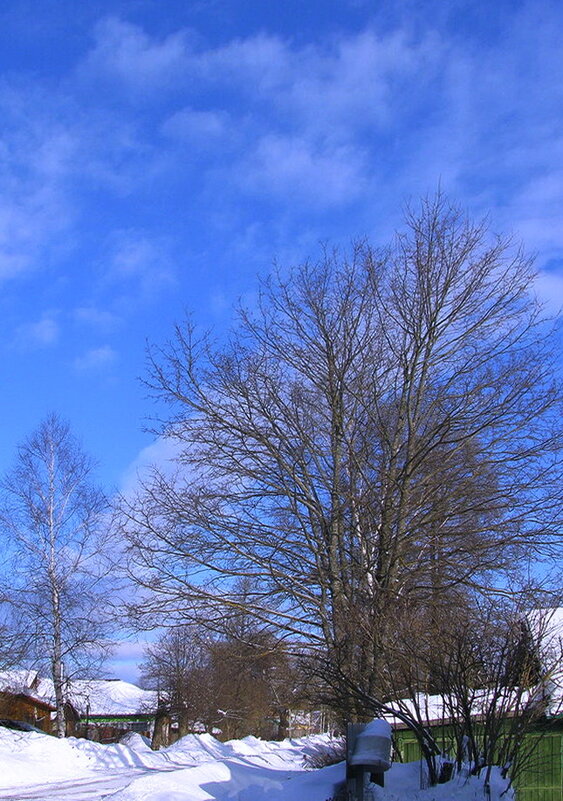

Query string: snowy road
[0,766,185,800]
[0,769,146,800]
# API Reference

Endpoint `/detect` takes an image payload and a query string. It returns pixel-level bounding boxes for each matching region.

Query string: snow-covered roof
[525,607,563,715]
[0,671,156,718]
[35,678,157,718]
[380,688,538,729]
[72,679,157,717]
[0,669,39,695]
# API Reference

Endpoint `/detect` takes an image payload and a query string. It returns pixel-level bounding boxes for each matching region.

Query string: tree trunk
[151,707,171,749]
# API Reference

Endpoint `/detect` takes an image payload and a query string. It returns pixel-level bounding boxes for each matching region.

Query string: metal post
[346,723,367,801]
[355,767,365,801]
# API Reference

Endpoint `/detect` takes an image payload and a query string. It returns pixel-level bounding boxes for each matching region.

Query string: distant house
[0,671,157,742]
[287,707,337,738]
[34,677,157,742]
[389,608,563,801]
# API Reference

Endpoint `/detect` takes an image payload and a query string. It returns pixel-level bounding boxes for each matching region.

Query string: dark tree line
[141,612,301,742]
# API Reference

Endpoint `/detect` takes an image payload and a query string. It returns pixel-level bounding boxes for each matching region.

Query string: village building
[0,671,157,742]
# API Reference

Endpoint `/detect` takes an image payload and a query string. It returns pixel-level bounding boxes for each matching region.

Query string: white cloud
[533,270,563,317]
[0,87,81,281]
[73,345,118,372]
[0,8,560,297]
[119,436,183,497]
[198,32,293,93]
[105,637,155,683]
[82,17,193,94]
[0,183,71,281]
[14,315,60,349]
[239,134,368,207]
[105,230,175,297]
[77,21,441,209]
[161,107,229,143]
[74,306,121,332]
[189,29,440,207]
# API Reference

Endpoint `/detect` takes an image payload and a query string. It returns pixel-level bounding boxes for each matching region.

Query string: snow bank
[106,734,513,801]
[106,753,513,801]
[105,758,306,801]
[379,762,513,801]
[120,732,153,750]
[68,733,205,771]
[0,726,514,801]
[0,728,95,788]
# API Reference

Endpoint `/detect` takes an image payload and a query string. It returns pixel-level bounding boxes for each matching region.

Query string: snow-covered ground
[0,727,513,801]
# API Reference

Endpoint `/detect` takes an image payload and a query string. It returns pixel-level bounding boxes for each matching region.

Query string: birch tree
[121,195,563,716]
[1,414,110,736]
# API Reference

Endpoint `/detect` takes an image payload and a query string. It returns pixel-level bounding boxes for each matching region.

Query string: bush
[303,738,346,769]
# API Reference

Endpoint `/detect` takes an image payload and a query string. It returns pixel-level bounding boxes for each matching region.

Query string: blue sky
[0,0,562,680]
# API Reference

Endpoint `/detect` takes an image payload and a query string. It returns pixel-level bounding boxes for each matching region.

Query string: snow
[0,727,514,801]
[0,672,157,717]
[526,607,563,714]
[0,669,39,694]
[362,719,392,737]
[36,678,157,717]
[0,727,94,787]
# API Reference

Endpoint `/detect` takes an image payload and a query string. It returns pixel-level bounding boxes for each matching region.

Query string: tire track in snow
[0,765,187,800]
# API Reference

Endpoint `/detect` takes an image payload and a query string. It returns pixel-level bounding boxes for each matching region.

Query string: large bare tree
[120,195,563,716]
[1,414,111,736]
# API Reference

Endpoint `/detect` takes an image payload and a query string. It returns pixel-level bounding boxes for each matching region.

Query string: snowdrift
[0,727,513,801]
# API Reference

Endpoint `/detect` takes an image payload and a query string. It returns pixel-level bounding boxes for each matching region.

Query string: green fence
[393,728,563,801]
[516,734,562,801]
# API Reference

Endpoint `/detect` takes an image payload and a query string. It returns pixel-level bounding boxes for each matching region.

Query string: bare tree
[120,194,563,719]
[142,613,298,742]
[141,624,212,738]
[208,615,296,740]
[0,600,35,672]
[0,414,111,737]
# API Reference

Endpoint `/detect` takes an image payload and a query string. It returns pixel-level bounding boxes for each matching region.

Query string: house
[0,690,55,733]
[0,670,55,733]
[388,608,563,801]
[0,671,157,742]
[34,677,157,742]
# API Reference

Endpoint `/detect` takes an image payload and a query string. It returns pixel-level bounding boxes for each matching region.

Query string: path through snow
[0,769,148,800]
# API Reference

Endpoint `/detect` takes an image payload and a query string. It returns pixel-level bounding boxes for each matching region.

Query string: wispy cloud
[161,107,229,143]
[238,135,368,206]
[534,270,563,316]
[80,20,441,210]
[14,314,60,349]
[119,436,182,497]
[73,306,121,332]
[102,229,176,300]
[73,345,117,372]
[0,5,561,342]
[81,16,194,96]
